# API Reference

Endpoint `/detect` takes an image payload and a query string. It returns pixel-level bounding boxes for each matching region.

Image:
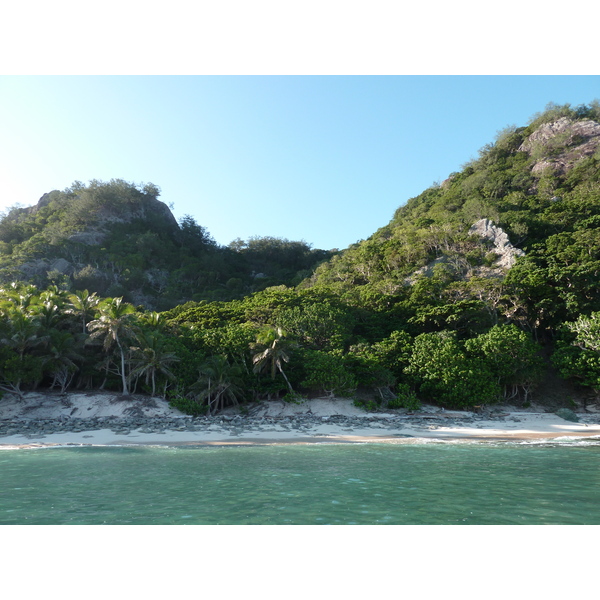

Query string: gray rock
[555,408,579,423]
[469,219,525,268]
[519,118,600,177]
[50,258,74,275]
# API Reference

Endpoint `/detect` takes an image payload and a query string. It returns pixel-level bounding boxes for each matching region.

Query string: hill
[0,179,334,309]
[304,102,600,338]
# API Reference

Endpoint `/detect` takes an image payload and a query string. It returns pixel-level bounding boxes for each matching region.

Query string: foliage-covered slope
[3,102,600,414]
[0,179,334,309]
[304,102,600,338]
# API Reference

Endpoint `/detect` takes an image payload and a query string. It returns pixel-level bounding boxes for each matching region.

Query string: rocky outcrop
[519,117,600,176]
[65,196,179,245]
[19,257,75,279]
[67,231,108,246]
[404,219,524,285]
[406,256,450,282]
[468,219,525,269]
[93,195,180,231]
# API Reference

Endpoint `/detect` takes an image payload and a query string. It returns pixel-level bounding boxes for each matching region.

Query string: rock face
[11,186,182,304]
[67,231,108,246]
[18,189,181,252]
[519,117,600,176]
[406,256,450,282]
[468,219,525,269]
[19,257,76,278]
[58,193,180,246]
[95,195,180,231]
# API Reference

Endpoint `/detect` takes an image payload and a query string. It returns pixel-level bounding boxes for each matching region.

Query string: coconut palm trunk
[116,338,129,394]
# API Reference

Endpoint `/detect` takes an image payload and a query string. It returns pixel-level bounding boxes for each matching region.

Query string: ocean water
[1,440,600,525]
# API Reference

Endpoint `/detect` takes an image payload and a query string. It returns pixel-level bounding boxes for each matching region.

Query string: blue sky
[1,75,599,250]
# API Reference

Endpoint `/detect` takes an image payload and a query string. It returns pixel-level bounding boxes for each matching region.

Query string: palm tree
[251,326,295,394]
[45,330,82,393]
[190,355,245,415]
[31,299,62,331]
[67,289,101,334]
[0,310,46,357]
[87,297,136,394]
[0,283,40,317]
[0,309,48,399]
[128,330,179,397]
[39,285,69,306]
[138,311,167,332]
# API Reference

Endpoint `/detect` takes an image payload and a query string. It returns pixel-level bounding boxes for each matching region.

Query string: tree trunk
[278,366,294,394]
[117,338,129,395]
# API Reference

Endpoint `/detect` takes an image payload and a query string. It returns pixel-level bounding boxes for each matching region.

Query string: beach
[1,391,599,448]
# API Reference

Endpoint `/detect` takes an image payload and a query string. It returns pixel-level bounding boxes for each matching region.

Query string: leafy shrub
[484,252,498,267]
[283,391,306,404]
[300,349,357,397]
[388,383,421,411]
[353,398,380,412]
[552,342,600,391]
[464,324,544,402]
[406,331,501,409]
[168,394,208,416]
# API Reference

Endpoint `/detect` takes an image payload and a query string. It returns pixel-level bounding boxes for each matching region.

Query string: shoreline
[3,415,600,450]
[2,392,600,449]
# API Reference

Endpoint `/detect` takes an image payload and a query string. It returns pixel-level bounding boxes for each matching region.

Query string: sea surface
[1,440,600,525]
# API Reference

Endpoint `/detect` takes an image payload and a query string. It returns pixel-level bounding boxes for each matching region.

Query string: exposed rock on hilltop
[406,219,524,284]
[519,117,600,151]
[0,179,334,309]
[1,181,187,307]
[519,117,600,175]
[63,193,180,246]
[32,185,180,245]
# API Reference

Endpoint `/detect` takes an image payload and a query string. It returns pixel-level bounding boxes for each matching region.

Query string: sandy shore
[1,392,600,448]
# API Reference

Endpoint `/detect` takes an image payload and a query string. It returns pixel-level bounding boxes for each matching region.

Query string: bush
[406,331,501,409]
[388,383,421,411]
[283,391,306,404]
[552,343,600,390]
[168,394,208,416]
[300,349,357,397]
[464,324,544,401]
[353,397,380,412]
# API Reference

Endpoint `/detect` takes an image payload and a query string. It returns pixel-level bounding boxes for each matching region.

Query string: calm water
[1,441,600,524]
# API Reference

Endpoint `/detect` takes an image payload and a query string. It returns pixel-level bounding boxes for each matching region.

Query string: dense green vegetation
[2,101,600,413]
[0,179,335,309]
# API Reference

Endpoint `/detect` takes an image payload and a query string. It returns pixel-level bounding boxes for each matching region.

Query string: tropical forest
[2,101,600,415]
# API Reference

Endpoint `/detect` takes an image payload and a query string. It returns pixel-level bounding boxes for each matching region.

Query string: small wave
[511,437,600,447]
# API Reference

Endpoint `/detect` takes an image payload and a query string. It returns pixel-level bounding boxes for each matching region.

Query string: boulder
[50,258,74,275]
[555,408,579,423]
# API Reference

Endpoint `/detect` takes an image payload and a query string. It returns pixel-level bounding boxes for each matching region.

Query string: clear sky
[1,75,599,250]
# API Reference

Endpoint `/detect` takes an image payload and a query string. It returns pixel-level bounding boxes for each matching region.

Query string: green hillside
[0,179,334,309]
[2,102,600,413]
[306,102,600,336]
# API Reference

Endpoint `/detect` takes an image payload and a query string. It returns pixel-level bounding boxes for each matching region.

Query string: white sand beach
[1,391,599,448]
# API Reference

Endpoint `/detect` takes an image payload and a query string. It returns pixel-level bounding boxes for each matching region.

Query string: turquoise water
[1,441,600,524]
